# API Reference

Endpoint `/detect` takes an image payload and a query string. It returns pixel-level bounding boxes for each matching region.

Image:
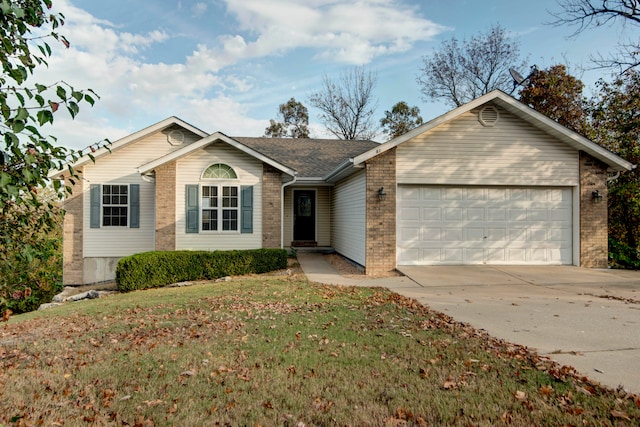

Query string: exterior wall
[397,104,579,186]
[262,164,282,248]
[579,151,609,268]
[83,257,120,283]
[365,148,396,275]
[82,129,202,259]
[283,189,293,245]
[62,167,84,285]
[155,161,177,251]
[175,143,263,250]
[283,186,331,247]
[331,170,366,266]
[317,187,331,247]
[70,128,200,283]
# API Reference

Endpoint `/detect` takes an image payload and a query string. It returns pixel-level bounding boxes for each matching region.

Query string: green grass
[1,275,638,426]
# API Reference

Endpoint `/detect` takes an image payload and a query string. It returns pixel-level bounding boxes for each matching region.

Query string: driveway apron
[396,265,640,394]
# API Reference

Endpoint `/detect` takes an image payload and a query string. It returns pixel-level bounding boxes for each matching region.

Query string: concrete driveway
[395,265,640,394]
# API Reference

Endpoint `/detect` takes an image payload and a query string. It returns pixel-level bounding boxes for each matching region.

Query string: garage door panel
[397,185,573,265]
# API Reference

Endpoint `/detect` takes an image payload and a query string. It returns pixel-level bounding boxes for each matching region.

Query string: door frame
[292,188,317,245]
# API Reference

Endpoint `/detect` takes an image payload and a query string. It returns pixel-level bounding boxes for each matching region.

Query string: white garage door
[397,186,573,265]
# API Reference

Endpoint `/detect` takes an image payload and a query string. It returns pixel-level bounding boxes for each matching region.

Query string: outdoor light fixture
[378,187,387,201]
[592,189,603,202]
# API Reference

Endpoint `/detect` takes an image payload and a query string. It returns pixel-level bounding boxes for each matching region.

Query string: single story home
[54,90,634,285]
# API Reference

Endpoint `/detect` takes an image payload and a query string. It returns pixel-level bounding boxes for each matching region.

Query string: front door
[293,190,316,242]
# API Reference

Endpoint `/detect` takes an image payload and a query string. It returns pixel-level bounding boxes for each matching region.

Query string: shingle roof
[232,137,380,177]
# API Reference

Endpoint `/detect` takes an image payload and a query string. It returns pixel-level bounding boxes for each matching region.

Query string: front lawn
[1,275,638,425]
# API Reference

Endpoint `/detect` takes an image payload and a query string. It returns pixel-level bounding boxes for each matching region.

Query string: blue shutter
[129,184,140,228]
[90,184,101,228]
[241,185,253,234]
[186,185,199,233]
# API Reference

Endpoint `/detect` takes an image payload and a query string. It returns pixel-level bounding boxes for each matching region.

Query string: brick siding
[62,167,84,285]
[155,161,176,251]
[262,164,282,248]
[365,148,396,275]
[579,151,609,268]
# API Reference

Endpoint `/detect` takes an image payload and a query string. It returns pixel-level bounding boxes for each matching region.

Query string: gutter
[281,174,298,248]
[323,158,355,183]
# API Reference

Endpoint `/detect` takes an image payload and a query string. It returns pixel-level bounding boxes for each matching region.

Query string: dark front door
[293,190,315,242]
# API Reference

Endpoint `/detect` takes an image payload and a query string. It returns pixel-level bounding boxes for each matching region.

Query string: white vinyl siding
[317,187,331,246]
[331,170,366,266]
[83,129,202,257]
[83,133,186,256]
[396,106,579,186]
[176,143,262,250]
[397,185,573,265]
[283,187,331,246]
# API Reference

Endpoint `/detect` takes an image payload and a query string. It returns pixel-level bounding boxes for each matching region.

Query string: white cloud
[192,2,208,16]
[35,0,446,148]
[221,0,446,63]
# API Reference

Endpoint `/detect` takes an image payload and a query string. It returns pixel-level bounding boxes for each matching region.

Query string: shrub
[116,249,288,292]
[609,238,640,269]
[0,205,63,315]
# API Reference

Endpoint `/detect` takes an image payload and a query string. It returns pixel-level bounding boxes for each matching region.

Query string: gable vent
[479,105,499,127]
[168,129,185,145]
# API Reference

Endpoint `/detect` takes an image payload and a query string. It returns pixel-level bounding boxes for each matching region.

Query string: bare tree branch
[416,25,527,107]
[550,0,640,72]
[308,66,378,140]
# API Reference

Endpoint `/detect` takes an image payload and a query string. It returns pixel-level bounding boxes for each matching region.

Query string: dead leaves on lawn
[1,283,639,425]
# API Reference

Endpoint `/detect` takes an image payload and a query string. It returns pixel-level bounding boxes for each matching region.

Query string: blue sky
[38,0,628,150]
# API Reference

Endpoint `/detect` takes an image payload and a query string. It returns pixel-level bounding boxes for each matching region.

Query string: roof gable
[50,116,208,178]
[137,133,297,177]
[353,90,634,172]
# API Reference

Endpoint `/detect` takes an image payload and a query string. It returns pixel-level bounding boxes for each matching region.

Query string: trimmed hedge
[116,249,288,292]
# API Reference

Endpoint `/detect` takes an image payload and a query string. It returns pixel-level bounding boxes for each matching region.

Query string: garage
[397,185,573,265]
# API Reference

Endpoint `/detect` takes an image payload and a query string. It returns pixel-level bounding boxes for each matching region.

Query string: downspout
[281,174,297,248]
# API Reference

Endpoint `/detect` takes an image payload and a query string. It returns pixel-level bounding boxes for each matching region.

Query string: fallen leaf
[419,367,430,379]
[515,390,526,400]
[539,385,553,396]
[611,410,631,421]
[575,385,594,396]
[180,370,196,377]
[442,379,457,390]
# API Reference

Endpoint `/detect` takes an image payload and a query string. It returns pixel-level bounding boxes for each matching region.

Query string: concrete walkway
[296,253,640,394]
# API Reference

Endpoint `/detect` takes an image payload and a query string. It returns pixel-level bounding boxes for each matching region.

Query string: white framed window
[199,163,239,232]
[102,184,128,227]
[201,185,239,231]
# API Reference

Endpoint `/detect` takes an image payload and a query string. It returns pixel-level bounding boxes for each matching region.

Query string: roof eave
[324,158,358,183]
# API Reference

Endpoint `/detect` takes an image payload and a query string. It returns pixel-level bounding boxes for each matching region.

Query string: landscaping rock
[38,302,62,311]
[65,290,100,302]
[167,281,194,288]
[52,286,77,303]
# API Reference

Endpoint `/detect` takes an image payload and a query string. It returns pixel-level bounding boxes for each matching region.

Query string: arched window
[202,163,237,180]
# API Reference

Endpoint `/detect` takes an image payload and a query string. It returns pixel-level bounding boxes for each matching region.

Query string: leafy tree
[518,64,588,133]
[588,71,640,267]
[264,97,310,138]
[0,0,101,317]
[308,66,378,140]
[380,101,423,140]
[550,0,640,71]
[417,24,528,108]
